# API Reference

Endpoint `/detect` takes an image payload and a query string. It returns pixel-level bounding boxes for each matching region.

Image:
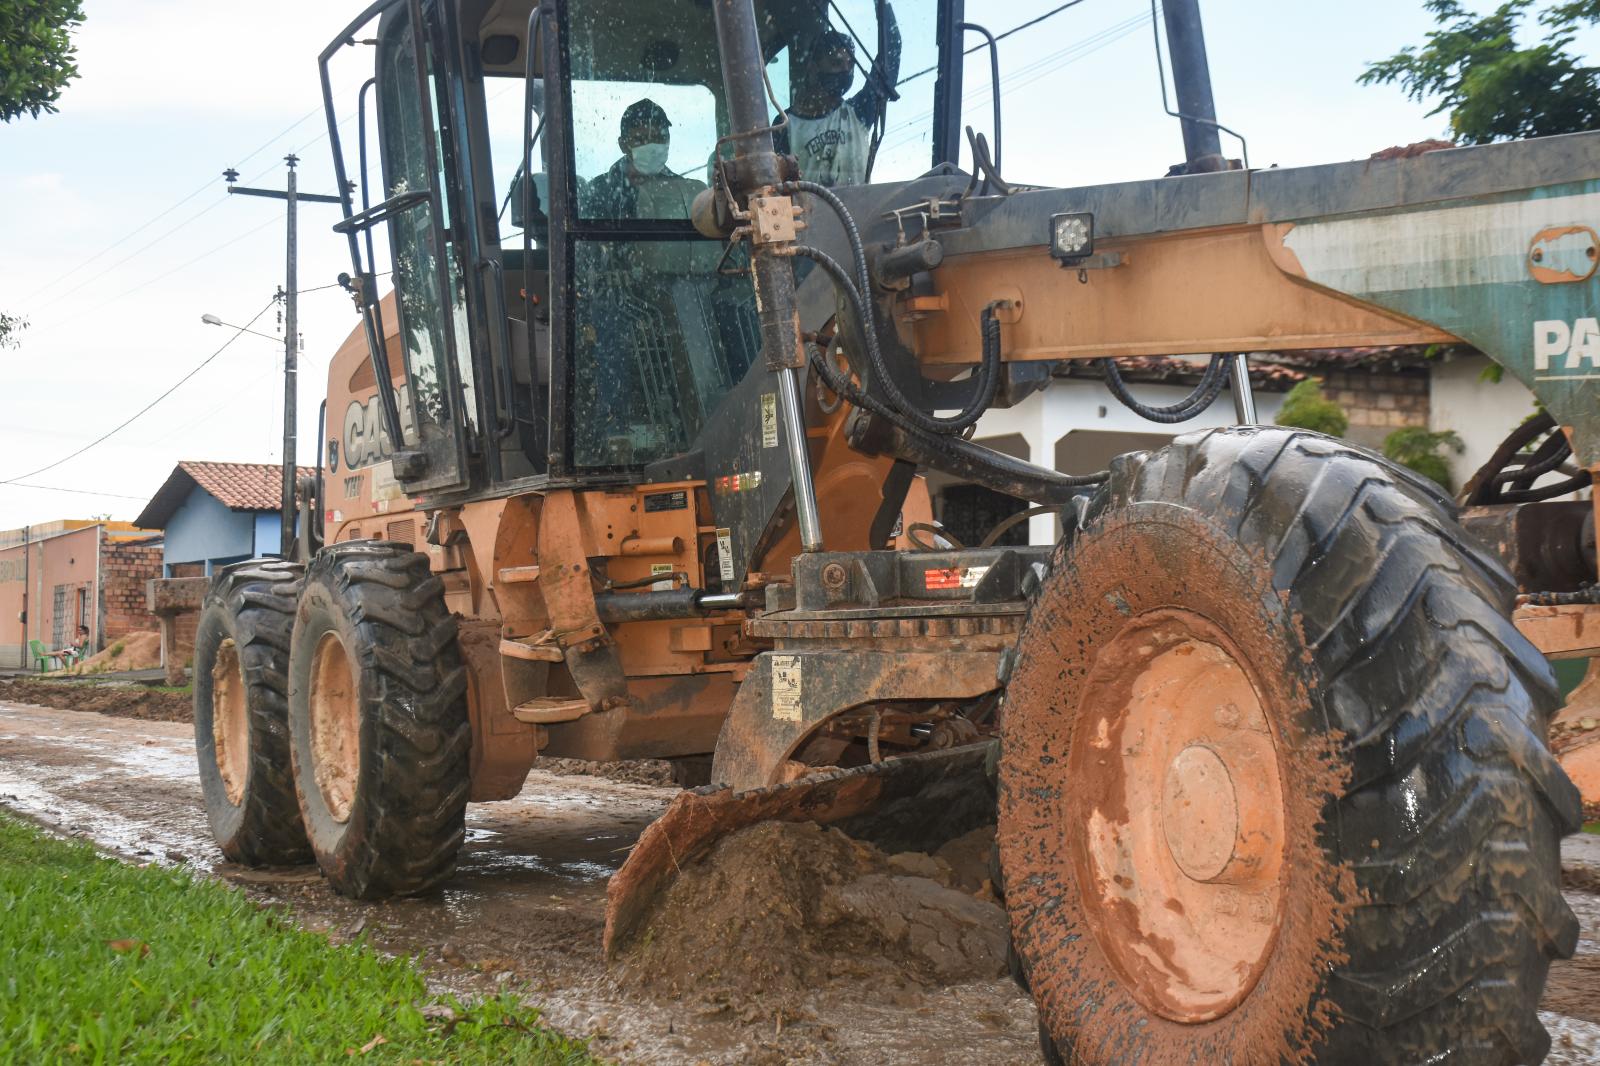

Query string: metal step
[511,697,591,724]
[499,634,563,662]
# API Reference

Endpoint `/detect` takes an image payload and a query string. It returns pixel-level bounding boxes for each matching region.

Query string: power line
[2,482,149,501]
[880,10,1151,155]
[897,0,1096,86]
[21,106,325,306]
[0,300,277,487]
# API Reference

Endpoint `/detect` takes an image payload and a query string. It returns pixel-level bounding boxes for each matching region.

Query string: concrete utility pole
[223,156,343,557]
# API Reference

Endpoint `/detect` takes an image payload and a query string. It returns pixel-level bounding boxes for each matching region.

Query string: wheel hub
[211,638,248,806]
[1071,611,1287,1023]
[307,631,359,823]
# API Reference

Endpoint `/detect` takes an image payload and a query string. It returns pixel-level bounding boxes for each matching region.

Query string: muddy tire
[287,542,470,898]
[999,427,1581,1065]
[192,559,312,865]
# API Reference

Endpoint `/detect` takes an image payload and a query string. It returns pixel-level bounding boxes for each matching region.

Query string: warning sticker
[771,655,803,722]
[924,565,991,591]
[716,528,736,583]
[760,393,779,448]
[650,562,675,592]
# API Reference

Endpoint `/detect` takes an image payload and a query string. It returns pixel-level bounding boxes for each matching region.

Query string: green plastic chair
[29,639,63,672]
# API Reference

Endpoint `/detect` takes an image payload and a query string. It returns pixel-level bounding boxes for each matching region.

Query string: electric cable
[21,106,324,306]
[1,482,149,501]
[897,0,1095,86]
[0,300,277,487]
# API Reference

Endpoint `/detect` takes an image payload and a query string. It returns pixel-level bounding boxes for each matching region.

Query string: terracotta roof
[134,461,316,530]
[1054,355,1307,391]
[179,461,316,511]
[1249,344,1453,372]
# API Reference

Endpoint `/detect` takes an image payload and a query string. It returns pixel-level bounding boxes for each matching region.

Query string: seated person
[775,9,901,188]
[582,98,705,221]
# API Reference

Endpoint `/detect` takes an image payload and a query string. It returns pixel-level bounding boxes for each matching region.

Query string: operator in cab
[776,7,902,188]
[583,98,705,220]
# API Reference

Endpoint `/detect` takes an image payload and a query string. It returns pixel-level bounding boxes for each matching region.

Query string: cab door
[367,0,475,494]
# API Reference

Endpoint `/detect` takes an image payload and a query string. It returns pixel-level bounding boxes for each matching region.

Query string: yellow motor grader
[192,0,1599,1060]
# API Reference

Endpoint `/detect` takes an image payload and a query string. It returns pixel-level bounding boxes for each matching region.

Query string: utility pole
[223,156,343,557]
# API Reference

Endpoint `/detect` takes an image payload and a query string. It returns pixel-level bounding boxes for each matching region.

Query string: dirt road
[1,698,1597,1065]
[0,701,1038,1065]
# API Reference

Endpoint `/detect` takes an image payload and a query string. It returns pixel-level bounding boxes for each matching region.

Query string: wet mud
[0,677,191,722]
[0,701,1039,1064]
[619,821,1006,999]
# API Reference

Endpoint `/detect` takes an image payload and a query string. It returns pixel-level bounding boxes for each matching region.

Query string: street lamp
[200,313,281,343]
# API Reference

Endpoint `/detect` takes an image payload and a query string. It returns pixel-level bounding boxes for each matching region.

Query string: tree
[0,0,85,122]
[1275,380,1350,437]
[0,312,26,350]
[1360,1,1600,144]
[1383,426,1465,490]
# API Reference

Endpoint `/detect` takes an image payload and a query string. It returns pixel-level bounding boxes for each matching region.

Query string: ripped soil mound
[61,630,163,676]
[619,821,1006,1000]
[0,677,191,722]
[536,757,679,788]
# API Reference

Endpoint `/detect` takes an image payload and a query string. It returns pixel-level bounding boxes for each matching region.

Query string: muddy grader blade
[603,744,993,957]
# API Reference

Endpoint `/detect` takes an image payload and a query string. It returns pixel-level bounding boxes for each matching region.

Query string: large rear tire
[287,542,470,898]
[999,427,1581,1065]
[192,559,311,865]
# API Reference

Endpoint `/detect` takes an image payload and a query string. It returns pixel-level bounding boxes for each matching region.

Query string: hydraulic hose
[1100,353,1232,423]
[783,180,1004,436]
[790,243,1003,434]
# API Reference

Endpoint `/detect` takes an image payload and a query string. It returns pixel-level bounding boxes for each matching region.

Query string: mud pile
[0,678,191,722]
[619,821,1006,1000]
[536,756,678,788]
[63,630,162,675]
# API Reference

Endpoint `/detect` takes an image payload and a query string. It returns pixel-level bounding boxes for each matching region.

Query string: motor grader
[192,0,1598,1060]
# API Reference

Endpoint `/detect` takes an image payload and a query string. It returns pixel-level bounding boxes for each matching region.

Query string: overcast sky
[0,0,1580,531]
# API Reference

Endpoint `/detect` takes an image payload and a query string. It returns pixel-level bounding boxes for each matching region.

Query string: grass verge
[0,811,598,1064]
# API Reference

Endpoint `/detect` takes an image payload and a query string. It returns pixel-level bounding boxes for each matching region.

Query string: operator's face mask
[630,142,670,175]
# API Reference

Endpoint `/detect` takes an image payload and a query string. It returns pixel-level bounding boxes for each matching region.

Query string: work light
[1050,212,1094,263]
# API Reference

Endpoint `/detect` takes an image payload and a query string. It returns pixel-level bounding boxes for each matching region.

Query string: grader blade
[603,744,993,957]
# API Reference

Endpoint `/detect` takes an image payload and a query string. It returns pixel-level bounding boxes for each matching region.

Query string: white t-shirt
[785,103,874,188]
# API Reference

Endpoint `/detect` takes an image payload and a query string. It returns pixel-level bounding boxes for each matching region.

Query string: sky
[0,0,1581,531]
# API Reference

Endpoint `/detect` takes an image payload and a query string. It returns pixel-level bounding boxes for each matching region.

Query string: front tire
[287,542,470,898]
[192,559,311,865]
[999,427,1581,1065]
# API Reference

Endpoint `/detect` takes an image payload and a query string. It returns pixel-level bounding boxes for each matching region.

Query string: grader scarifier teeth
[603,744,993,957]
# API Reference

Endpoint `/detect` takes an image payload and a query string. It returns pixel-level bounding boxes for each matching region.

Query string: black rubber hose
[790,243,1002,434]
[805,342,1108,493]
[1100,353,1232,423]
[1495,431,1572,486]
[784,180,1008,435]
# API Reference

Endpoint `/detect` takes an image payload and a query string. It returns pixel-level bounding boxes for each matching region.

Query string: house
[948,358,1303,547]
[955,344,1560,549]
[0,521,164,670]
[134,462,315,578]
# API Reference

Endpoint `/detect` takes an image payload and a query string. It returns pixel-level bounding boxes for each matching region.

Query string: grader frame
[188,0,1600,1061]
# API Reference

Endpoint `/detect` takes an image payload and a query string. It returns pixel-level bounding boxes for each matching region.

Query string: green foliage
[0,0,85,122]
[0,311,25,350]
[1369,1,1600,140]
[1360,1,1600,144]
[1275,379,1350,437]
[1383,426,1465,490]
[0,812,597,1064]
[107,641,124,659]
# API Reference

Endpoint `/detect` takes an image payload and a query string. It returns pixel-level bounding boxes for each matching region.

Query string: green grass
[0,812,599,1064]
[1584,821,1600,836]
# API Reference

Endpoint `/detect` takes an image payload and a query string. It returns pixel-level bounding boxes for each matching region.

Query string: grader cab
[190,0,1599,1060]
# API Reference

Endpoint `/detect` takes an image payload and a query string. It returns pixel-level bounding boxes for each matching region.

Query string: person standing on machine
[776,7,901,188]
